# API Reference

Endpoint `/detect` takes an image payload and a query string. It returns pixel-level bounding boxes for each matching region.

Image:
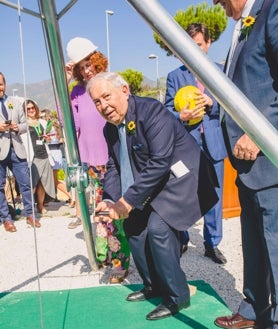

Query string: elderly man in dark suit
[213,0,278,328]
[0,72,40,232]
[87,71,218,320]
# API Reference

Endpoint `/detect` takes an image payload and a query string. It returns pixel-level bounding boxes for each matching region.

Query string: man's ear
[122,84,130,95]
[207,38,212,48]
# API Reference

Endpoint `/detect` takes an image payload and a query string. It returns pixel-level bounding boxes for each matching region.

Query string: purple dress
[70,84,108,166]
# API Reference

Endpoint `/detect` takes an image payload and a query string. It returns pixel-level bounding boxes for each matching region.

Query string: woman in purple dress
[65,37,130,283]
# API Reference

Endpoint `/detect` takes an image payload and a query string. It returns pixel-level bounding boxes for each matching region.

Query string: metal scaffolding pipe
[126,0,278,168]
[37,0,98,271]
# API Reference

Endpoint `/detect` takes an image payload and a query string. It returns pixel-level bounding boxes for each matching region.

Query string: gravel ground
[0,200,243,314]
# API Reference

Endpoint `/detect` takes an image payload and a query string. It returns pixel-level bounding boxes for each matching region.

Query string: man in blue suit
[88,72,218,320]
[165,23,227,264]
[213,1,278,328]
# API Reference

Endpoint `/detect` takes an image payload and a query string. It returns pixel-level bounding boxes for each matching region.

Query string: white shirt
[226,0,256,73]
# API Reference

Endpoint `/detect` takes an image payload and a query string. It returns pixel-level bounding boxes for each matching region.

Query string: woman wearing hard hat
[65,37,130,284]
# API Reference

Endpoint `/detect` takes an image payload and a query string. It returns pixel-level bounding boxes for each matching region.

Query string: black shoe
[126,287,159,302]
[180,243,188,257]
[146,300,190,320]
[204,246,227,264]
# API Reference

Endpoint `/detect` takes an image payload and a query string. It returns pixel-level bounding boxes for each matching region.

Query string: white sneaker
[68,218,82,229]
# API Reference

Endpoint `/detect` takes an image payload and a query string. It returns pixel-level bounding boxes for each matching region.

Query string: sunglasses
[27,106,35,111]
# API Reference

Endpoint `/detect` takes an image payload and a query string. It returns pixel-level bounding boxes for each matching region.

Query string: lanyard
[34,123,42,137]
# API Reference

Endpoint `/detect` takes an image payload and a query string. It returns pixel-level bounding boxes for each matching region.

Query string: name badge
[36,140,43,145]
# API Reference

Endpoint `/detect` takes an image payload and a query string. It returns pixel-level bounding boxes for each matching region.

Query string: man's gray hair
[87,72,129,96]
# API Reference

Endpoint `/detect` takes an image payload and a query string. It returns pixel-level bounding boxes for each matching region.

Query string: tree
[153,2,228,56]
[119,69,143,95]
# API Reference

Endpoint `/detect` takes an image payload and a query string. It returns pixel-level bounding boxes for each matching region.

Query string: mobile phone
[5,120,11,125]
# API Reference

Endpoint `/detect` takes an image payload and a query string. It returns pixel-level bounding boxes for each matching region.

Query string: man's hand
[179,90,211,122]
[10,121,19,132]
[108,197,133,220]
[179,101,205,122]
[0,122,11,132]
[233,133,260,161]
[94,201,114,223]
[194,91,213,108]
[94,198,133,223]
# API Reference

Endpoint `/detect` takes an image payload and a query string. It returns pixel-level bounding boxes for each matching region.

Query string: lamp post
[12,88,18,97]
[105,10,114,72]
[148,54,160,100]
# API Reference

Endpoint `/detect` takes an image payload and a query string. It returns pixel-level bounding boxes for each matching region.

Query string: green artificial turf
[0,280,231,329]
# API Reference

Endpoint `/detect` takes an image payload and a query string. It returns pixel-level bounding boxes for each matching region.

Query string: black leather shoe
[146,300,190,320]
[205,246,227,264]
[126,287,159,302]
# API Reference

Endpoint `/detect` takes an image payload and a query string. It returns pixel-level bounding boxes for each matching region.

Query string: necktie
[196,80,205,93]
[1,100,9,120]
[118,123,134,195]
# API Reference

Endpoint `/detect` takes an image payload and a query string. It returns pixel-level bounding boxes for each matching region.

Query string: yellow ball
[174,85,204,125]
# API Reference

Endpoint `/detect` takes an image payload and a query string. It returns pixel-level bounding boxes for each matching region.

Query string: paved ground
[0,197,243,314]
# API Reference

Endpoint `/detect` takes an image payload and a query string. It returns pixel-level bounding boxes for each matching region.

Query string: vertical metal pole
[37,0,98,271]
[105,10,114,72]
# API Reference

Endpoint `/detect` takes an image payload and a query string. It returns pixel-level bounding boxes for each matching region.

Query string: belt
[48,144,60,150]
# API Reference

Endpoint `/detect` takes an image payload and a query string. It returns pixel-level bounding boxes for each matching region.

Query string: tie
[1,100,9,120]
[196,80,205,93]
[118,123,134,195]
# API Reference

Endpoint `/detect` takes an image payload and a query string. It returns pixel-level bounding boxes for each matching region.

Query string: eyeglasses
[27,106,35,111]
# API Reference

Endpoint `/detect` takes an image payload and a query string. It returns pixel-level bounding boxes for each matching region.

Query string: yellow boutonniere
[8,102,13,109]
[241,16,256,41]
[127,121,136,135]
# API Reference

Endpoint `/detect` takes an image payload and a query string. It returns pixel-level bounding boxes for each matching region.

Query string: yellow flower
[241,16,256,41]
[8,102,13,109]
[127,121,136,135]
[242,16,255,27]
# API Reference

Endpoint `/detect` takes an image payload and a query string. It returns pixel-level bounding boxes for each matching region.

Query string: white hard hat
[66,37,98,64]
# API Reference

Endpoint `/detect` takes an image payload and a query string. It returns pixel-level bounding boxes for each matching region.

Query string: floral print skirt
[90,166,130,271]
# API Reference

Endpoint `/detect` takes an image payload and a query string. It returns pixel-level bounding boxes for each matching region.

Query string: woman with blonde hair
[23,99,55,215]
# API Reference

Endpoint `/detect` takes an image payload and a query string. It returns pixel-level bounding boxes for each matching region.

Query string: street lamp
[105,10,114,72]
[12,88,18,97]
[148,54,161,100]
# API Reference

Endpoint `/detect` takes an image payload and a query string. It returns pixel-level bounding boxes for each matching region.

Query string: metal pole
[126,0,278,169]
[37,0,98,271]
[105,10,114,72]
[148,54,160,99]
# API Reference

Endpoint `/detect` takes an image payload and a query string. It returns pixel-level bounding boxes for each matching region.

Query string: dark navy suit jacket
[225,0,278,190]
[102,95,218,237]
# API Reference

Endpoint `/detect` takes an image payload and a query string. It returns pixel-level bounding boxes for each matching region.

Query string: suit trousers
[237,181,278,327]
[128,209,190,305]
[0,147,33,222]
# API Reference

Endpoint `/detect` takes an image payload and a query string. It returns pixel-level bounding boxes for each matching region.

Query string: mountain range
[6,77,156,110]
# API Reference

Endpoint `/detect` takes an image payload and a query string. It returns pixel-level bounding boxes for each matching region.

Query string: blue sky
[0,0,235,85]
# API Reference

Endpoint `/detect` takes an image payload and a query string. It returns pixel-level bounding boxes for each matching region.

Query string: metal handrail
[127,0,278,168]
